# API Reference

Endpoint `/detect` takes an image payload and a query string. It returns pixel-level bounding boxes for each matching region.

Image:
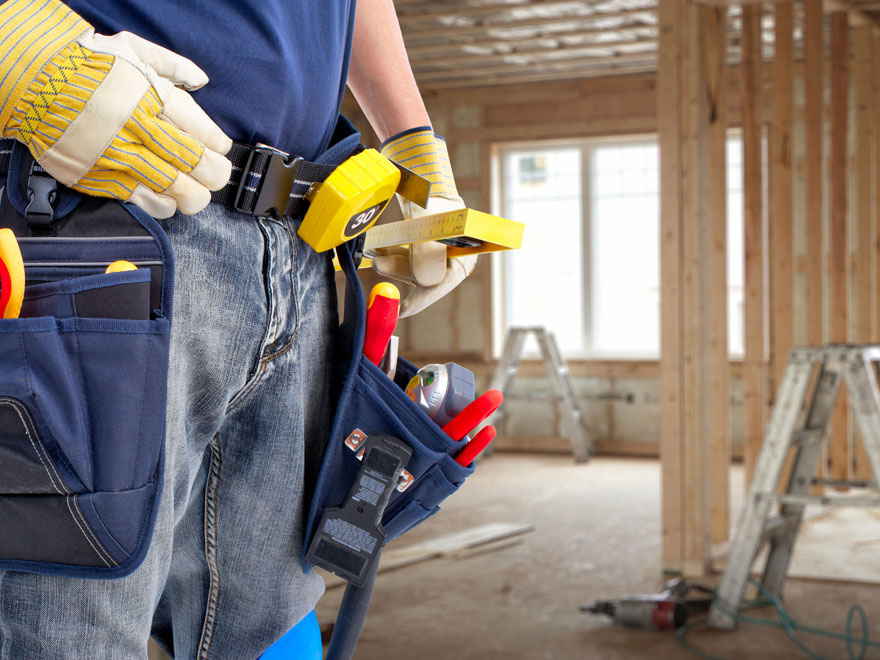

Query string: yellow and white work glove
[0,0,232,219]
[374,128,476,318]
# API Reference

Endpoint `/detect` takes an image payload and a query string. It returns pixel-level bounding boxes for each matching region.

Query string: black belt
[212,142,340,220]
[0,138,342,223]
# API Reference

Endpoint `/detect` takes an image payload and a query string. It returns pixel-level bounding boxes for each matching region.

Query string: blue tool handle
[259,609,322,660]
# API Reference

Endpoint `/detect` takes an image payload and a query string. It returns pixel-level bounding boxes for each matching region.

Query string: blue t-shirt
[65,0,357,160]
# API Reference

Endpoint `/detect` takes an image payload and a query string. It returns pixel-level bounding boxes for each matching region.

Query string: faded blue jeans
[0,202,337,658]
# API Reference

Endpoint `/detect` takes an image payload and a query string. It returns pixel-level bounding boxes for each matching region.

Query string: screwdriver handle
[364,283,400,366]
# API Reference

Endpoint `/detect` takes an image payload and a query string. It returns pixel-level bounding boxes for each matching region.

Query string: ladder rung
[761,514,800,541]
[759,493,880,507]
[812,478,877,489]
[505,392,561,401]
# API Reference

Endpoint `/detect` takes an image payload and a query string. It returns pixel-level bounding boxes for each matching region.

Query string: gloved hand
[0,0,232,219]
[373,127,477,318]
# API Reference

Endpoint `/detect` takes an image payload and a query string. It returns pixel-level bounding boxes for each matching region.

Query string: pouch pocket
[0,197,174,579]
[21,268,152,320]
[303,241,474,570]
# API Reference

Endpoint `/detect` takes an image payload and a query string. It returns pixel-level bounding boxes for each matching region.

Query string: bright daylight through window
[498,135,744,358]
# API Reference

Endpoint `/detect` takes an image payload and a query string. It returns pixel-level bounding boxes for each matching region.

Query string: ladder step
[758,493,880,507]
[505,392,562,401]
[811,478,876,489]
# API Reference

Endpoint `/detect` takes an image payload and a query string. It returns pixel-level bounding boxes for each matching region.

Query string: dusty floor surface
[315,454,880,660]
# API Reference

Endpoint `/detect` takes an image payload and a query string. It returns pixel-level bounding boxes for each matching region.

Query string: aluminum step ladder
[709,345,880,629]
[488,326,593,463]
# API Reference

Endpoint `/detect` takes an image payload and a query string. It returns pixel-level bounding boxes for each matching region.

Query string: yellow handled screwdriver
[0,228,24,319]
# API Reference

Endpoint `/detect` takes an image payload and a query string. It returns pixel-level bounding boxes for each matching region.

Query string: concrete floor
[316,454,880,660]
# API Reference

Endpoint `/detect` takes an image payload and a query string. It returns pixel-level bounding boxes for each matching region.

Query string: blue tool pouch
[303,237,475,571]
[0,143,173,579]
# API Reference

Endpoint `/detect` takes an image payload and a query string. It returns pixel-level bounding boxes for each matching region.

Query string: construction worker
[0,1,473,658]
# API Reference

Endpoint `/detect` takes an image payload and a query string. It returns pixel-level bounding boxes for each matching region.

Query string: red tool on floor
[581,578,713,631]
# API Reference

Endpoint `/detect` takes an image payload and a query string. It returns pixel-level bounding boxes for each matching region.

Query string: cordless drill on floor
[581,578,713,631]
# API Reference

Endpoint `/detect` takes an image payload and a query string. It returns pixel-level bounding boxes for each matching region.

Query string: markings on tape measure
[362,208,524,256]
[365,212,468,250]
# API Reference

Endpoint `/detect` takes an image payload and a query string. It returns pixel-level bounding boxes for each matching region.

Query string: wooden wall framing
[658,0,728,575]
[342,0,880,574]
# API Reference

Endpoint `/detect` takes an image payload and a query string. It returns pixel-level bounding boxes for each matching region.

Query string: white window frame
[492,132,746,360]
[492,134,660,359]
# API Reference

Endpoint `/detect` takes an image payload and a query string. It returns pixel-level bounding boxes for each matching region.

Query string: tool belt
[0,114,473,592]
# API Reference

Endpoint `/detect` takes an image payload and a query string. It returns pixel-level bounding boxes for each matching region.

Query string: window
[496,135,744,358]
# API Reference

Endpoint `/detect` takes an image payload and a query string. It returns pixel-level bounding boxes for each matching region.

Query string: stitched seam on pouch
[65,496,111,567]
[70,496,116,566]
[1,400,67,495]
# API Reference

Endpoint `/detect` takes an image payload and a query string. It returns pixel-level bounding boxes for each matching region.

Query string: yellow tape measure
[298,149,401,253]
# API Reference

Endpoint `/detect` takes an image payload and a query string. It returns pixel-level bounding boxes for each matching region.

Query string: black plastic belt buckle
[234,143,304,218]
[25,161,58,232]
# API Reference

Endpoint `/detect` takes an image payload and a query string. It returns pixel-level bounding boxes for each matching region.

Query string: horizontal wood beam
[413,50,659,80]
[407,26,659,57]
[397,0,654,22]
[411,37,657,68]
[402,8,657,40]
[417,64,660,90]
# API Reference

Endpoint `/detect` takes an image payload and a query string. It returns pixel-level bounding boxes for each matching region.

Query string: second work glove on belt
[373,127,476,318]
[0,0,232,219]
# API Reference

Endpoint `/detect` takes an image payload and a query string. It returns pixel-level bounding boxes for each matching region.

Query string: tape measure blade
[362,208,524,254]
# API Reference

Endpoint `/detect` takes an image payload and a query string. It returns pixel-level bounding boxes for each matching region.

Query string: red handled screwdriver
[363,282,400,365]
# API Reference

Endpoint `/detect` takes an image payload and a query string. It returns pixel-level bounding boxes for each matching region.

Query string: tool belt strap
[0,138,339,222]
[212,142,338,220]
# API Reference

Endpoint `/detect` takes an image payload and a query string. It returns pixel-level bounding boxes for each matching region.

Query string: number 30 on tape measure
[298,149,401,253]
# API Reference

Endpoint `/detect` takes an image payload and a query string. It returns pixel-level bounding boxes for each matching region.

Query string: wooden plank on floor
[829,12,850,487]
[705,5,730,546]
[854,25,875,481]
[658,0,686,574]
[320,522,536,589]
[742,3,766,490]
